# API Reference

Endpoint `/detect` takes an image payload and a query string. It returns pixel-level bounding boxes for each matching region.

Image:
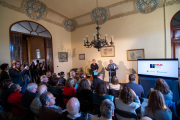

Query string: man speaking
[106,60,118,83]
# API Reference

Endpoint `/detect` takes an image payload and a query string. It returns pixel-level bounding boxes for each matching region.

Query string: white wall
[0,6,72,78]
[71,4,180,83]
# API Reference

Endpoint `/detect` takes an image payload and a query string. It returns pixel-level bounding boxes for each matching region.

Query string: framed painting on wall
[127,49,144,61]
[59,52,68,62]
[101,46,115,57]
[79,54,85,60]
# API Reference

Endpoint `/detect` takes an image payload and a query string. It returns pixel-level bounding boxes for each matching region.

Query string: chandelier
[83,0,114,51]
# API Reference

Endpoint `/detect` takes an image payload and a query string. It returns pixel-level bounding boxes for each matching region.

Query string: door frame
[9,20,54,72]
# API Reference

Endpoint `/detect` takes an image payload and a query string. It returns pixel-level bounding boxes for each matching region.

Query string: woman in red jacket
[63,78,76,105]
[7,84,24,116]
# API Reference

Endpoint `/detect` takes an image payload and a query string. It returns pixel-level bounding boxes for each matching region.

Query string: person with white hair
[106,59,118,83]
[66,97,92,120]
[21,83,38,108]
[30,85,47,115]
[92,99,115,120]
[39,75,51,88]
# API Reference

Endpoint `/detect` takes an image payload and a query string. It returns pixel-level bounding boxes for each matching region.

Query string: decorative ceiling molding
[0,0,180,32]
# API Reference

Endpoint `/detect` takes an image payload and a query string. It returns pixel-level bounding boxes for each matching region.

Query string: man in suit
[39,92,63,120]
[29,62,37,83]
[93,73,106,88]
[123,74,144,97]
[9,61,28,93]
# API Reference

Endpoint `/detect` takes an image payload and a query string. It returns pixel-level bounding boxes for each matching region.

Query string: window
[36,49,41,58]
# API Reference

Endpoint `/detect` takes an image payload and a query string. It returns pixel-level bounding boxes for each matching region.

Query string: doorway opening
[171,10,180,79]
[10,21,54,72]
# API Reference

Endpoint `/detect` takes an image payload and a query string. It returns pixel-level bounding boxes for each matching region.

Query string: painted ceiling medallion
[136,0,161,14]
[24,0,47,20]
[64,19,77,32]
[91,7,108,25]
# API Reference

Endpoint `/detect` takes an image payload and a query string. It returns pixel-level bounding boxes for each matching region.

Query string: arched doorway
[9,20,54,72]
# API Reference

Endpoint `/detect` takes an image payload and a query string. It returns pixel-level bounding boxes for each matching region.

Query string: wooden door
[10,32,23,64]
[45,38,54,72]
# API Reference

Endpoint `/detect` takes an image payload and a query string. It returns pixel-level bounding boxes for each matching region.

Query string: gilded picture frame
[101,46,115,57]
[127,49,144,61]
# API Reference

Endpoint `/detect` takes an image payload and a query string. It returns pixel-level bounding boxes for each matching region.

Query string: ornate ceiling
[0,0,180,32]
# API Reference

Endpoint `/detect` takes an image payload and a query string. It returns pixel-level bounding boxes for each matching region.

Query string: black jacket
[93,78,106,88]
[9,68,27,86]
[0,71,10,82]
[90,63,98,75]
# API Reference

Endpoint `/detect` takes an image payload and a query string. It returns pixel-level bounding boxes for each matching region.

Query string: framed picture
[101,46,115,57]
[58,52,68,62]
[79,54,85,60]
[127,49,144,61]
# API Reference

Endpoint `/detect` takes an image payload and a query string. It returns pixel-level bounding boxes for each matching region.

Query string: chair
[56,93,72,109]
[92,103,101,117]
[108,89,119,98]
[8,102,25,120]
[114,108,138,120]
[79,100,91,113]
[0,105,9,120]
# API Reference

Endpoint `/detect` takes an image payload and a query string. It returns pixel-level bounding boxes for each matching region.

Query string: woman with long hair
[76,79,93,103]
[63,78,76,105]
[93,82,113,105]
[115,87,141,120]
[147,78,173,101]
[145,90,172,120]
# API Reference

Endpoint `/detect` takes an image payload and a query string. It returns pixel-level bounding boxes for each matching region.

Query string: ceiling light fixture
[83,0,114,51]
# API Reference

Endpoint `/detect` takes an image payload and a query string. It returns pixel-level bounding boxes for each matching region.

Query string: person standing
[106,60,118,83]
[90,59,99,79]
[0,63,10,82]
[9,61,28,93]
[29,62,37,83]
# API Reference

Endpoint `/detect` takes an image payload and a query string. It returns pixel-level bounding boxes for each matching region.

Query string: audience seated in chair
[30,85,47,115]
[93,73,106,89]
[115,87,141,120]
[147,78,173,101]
[21,83,38,108]
[92,99,115,120]
[140,117,152,120]
[76,79,93,111]
[63,78,76,105]
[123,74,144,98]
[108,76,120,98]
[0,79,13,112]
[58,71,66,86]
[145,90,172,120]
[39,75,51,88]
[39,92,63,120]
[7,84,24,116]
[49,79,62,95]
[93,82,113,105]
[0,79,13,101]
[66,97,92,120]
[46,71,52,85]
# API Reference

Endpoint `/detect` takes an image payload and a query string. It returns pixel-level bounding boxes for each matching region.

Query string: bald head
[38,85,47,95]
[66,97,80,115]
[140,117,152,120]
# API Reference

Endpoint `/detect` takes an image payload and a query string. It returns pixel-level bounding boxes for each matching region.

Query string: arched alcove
[9,20,54,72]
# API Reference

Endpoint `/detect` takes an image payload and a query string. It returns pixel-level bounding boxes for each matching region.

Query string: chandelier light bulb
[86,35,88,38]
[83,38,85,41]
[93,33,96,36]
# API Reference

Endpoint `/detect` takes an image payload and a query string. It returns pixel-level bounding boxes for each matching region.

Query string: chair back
[114,108,138,120]
[108,89,119,98]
